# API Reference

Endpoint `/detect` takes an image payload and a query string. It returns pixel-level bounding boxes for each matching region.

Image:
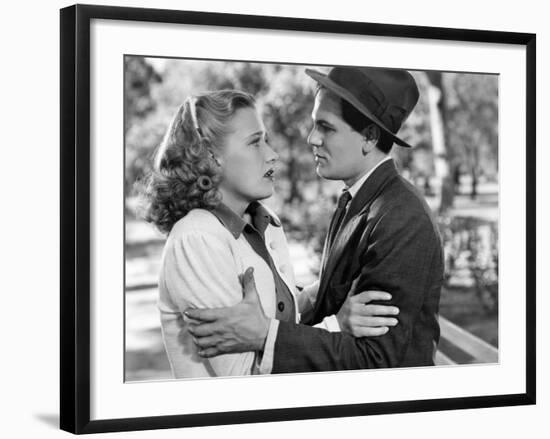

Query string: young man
[186,66,444,372]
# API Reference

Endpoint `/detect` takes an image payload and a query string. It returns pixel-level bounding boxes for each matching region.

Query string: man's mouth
[263,169,275,179]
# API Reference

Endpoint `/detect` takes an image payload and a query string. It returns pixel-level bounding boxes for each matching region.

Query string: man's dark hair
[315,84,394,153]
[340,99,394,154]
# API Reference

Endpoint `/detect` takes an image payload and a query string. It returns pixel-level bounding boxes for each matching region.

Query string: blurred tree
[398,71,498,210]
[124,57,162,207]
[213,62,269,96]
[445,73,499,198]
[394,71,434,185]
[124,59,498,233]
[426,71,454,214]
[262,66,317,203]
[124,57,161,131]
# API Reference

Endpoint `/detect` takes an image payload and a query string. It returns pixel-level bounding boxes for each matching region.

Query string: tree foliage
[124,57,498,229]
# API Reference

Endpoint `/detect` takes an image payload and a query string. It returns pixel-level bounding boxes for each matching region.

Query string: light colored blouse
[158,204,300,378]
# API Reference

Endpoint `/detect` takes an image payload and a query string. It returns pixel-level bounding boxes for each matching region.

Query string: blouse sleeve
[163,230,257,376]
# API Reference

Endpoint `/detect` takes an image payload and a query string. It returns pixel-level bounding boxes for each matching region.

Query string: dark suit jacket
[272,160,444,372]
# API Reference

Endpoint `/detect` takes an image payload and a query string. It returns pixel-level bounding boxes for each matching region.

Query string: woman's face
[218,106,278,207]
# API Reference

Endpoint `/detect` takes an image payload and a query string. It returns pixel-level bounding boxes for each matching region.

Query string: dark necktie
[327,189,352,249]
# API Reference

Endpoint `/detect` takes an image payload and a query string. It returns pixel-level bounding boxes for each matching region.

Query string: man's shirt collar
[346,156,393,199]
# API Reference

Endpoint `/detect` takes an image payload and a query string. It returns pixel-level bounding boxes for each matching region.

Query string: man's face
[307,89,367,185]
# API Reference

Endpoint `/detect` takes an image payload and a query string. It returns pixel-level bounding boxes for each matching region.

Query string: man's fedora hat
[306,66,419,148]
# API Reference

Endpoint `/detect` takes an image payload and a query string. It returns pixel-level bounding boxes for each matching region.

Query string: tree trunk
[287,146,302,203]
[470,167,478,200]
[425,72,454,214]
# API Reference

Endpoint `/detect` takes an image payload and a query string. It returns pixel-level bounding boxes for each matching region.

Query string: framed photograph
[60,3,536,434]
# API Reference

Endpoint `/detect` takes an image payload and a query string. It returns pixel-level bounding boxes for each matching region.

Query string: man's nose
[307,128,322,147]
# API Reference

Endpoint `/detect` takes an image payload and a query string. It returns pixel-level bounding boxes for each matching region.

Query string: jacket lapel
[321,215,363,286]
[314,160,400,319]
[345,159,399,222]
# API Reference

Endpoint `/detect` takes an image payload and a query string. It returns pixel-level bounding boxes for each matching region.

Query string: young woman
[140,90,396,378]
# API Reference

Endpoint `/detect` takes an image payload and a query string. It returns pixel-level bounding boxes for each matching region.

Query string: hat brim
[305,68,413,148]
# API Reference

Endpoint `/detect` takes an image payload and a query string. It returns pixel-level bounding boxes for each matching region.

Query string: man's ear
[361,124,380,155]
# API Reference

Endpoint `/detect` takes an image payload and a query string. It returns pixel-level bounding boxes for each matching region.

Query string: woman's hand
[336,290,399,337]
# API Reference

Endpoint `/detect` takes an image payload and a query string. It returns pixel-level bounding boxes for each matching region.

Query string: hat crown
[306,66,419,147]
[328,66,419,134]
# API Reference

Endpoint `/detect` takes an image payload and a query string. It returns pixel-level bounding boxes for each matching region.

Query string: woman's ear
[210,151,222,167]
[361,124,380,155]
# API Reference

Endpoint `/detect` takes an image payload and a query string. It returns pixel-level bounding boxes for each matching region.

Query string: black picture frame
[60,3,536,434]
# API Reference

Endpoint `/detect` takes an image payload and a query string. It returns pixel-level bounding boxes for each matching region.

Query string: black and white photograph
[124,57,499,381]
[2,0,546,436]
[57,3,536,434]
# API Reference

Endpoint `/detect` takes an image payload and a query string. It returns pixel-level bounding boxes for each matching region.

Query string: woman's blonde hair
[138,89,256,234]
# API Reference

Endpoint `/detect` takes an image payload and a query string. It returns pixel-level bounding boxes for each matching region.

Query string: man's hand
[184,267,270,358]
[337,290,399,337]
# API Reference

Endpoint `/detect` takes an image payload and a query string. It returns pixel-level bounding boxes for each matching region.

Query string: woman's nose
[265,143,279,163]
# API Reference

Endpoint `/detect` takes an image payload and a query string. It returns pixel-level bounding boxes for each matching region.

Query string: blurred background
[124,57,499,381]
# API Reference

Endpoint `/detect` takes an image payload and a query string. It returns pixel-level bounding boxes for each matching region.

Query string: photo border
[60,4,536,434]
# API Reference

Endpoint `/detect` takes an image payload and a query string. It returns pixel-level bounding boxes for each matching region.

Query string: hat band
[305,67,415,147]
[331,69,390,122]
[331,80,399,133]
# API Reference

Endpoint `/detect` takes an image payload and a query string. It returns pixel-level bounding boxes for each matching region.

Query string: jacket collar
[345,158,399,220]
[211,201,280,239]
[346,156,392,199]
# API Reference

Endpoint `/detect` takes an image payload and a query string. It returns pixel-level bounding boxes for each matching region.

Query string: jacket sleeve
[272,205,441,373]
[164,231,259,376]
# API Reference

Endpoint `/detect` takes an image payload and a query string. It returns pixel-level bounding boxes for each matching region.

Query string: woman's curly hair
[137,90,256,234]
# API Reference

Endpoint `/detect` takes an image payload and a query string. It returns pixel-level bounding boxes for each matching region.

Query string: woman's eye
[249,134,269,147]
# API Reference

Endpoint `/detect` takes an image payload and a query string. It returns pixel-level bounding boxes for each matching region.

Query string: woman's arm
[164,230,258,376]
